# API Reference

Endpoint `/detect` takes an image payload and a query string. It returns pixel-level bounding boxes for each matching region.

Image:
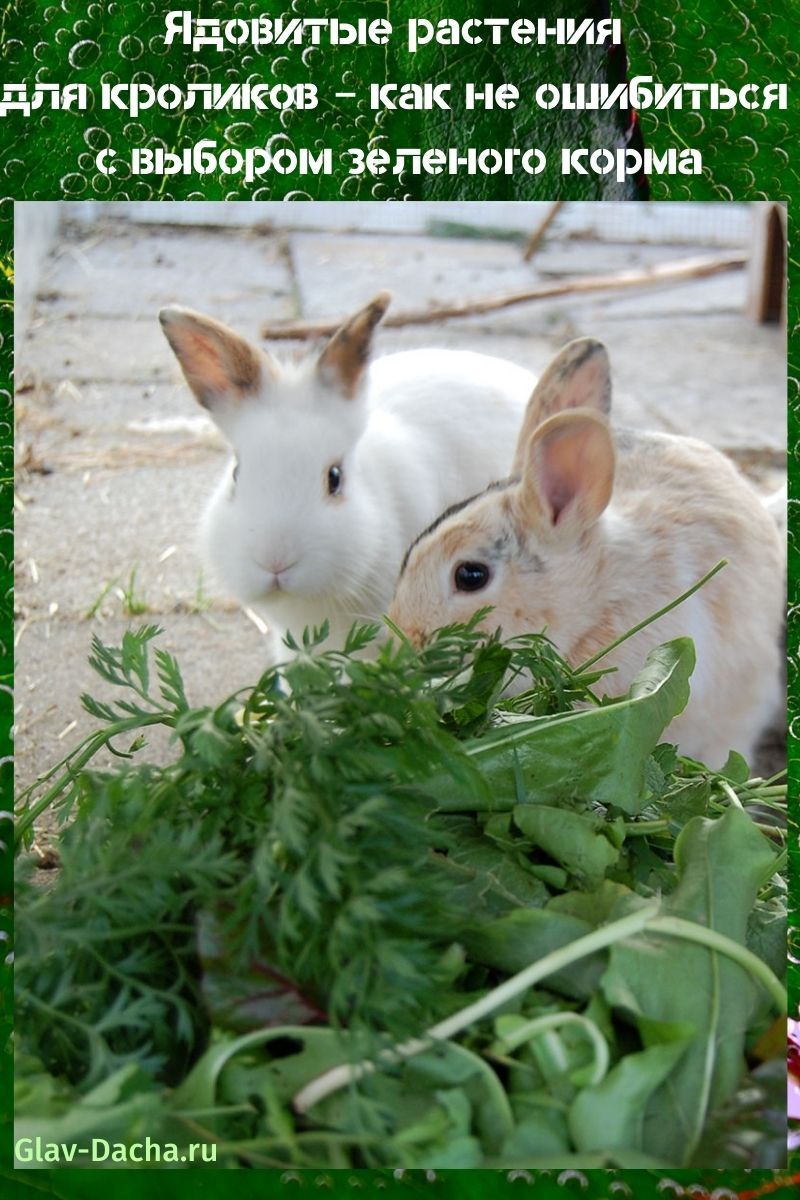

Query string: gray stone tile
[64,199,754,246]
[15,611,271,828]
[289,229,539,316]
[15,460,226,618]
[19,308,270,386]
[40,221,294,321]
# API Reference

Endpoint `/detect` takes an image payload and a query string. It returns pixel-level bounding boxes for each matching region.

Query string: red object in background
[738,1175,800,1200]
[790,1019,800,1119]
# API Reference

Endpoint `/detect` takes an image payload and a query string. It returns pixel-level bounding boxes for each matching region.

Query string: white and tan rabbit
[389,338,785,767]
[159,293,535,655]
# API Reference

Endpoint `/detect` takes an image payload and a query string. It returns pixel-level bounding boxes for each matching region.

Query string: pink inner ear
[531,415,614,529]
[545,477,575,523]
[539,441,582,524]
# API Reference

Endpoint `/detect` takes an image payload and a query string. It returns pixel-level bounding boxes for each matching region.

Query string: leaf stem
[718,779,744,810]
[293,901,660,1113]
[14,712,171,846]
[575,560,727,673]
[622,819,671,836]
[293,896,786,1115]
[493,1012,610,1086]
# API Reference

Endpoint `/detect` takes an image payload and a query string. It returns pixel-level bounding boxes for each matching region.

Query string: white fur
[199,348,534,652]
[764,481,787,543]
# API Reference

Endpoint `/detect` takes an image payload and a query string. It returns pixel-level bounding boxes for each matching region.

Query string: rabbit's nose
[269,560,297,577]
[254,556,299,588]
[254,554,297,575]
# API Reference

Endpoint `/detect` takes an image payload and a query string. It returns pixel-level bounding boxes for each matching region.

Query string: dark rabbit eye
[454,562,491,592]
[327,464,343,496]
[232,462,240,484]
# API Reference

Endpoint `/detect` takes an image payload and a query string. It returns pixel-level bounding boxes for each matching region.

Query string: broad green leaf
[500,1109,571,1158]
[169,1025,359,1111]
[568,1040,691,1154]
[464,906,604,1001]
[548,880,635,924]
[511,805,622,888]
[400,1043,515,1158]
[600,807,783,1164]
[434,814,550,915]
[426,639,695,815]
[719,750,751,784]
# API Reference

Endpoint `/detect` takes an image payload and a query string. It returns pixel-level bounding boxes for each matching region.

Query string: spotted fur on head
[399,477,519,576]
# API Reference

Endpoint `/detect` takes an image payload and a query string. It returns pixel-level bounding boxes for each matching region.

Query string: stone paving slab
[15,459,224,620]
[584,318,786,454]
[290,229,538,316]
[66,199,755,246]
[18,314,168,385]
[18,219,775,453]
[288,230,745,319]
[18,310,267,385]
[15,612,268,822]
[37,222,295,322]
[16,379,212,450]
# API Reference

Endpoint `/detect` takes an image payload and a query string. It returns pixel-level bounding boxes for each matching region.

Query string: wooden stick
[261,252,747,341]
[522,200,565,261]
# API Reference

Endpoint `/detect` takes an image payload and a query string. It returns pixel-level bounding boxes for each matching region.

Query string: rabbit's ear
[159,307,272,413]
[518,409,614,534]
[316,292,390,399]
[512,339,611,472]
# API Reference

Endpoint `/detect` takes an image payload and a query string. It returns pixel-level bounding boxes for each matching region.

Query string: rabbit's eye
[232,462,240,484]
[454,562,491,592]
[327,464,343,496]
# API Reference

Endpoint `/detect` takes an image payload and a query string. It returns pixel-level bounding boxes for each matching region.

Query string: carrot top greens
[15,616,787,1168]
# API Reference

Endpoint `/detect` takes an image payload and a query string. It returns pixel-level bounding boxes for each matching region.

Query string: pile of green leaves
[14,618,787,1168]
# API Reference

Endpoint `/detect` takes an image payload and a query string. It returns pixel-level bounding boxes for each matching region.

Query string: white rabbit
[388,338,785,768]
[764,480,787,543]
[159,293,535,655]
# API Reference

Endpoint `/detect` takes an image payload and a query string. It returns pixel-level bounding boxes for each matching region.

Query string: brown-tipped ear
[518,409,615,534]
[316,292,390,399]
[512,339,611,473]
[159,306,269,411]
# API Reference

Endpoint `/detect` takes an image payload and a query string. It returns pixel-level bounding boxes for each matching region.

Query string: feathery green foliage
[14,620,787,1167]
